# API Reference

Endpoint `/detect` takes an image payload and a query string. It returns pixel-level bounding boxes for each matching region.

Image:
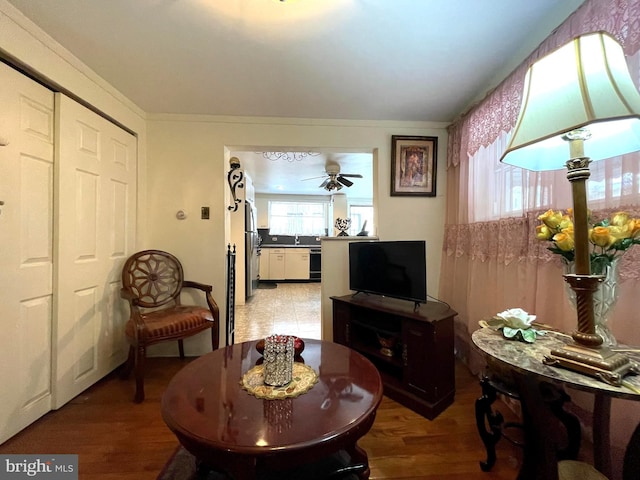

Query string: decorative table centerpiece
[241,335,317,399]
[263,334,294,386]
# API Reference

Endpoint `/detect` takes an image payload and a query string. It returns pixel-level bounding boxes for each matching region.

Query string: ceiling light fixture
[260,151,321,162]
[324,177,343,191]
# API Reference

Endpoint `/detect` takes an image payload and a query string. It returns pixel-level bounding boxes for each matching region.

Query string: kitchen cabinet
[267,248,285,280]
[260,247,310,280]
[285,248,310,280]
[259,251,269,280]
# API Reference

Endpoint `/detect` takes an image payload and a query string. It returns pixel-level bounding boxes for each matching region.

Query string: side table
[472,328,640,479]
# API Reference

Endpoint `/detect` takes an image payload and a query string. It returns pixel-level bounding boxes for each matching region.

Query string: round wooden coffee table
[161,339,383,479]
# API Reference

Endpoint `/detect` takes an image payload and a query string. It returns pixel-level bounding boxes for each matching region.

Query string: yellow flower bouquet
[536,209,640,274]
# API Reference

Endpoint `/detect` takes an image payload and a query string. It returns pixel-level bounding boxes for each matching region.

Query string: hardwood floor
[0,283,525,479]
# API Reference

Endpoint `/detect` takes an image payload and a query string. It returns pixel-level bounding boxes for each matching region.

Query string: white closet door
[0,63,55,443]
[53,93,137,408]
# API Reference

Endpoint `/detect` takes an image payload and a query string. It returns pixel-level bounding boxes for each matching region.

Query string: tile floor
[234,281,322,343]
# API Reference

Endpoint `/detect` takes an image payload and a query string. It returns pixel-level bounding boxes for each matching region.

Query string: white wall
[147,114,448,351]
[332,194,349,236]
[321,236,378,340]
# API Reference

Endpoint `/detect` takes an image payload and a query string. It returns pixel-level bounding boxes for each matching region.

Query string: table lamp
[500,31,640,384]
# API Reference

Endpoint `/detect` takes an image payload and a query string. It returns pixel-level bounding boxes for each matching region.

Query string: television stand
[331,294,457,420]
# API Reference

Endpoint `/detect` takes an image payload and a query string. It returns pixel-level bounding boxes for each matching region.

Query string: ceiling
[4,0,584,197]
[231,150,374,198]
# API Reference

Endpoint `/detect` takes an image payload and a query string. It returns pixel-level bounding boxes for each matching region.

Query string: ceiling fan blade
[319,178,330,188]
[339,174,363,178]
[337,175,353,187]
[301,175,326,181]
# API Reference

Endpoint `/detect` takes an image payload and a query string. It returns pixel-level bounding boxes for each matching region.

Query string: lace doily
[240,363,318,399]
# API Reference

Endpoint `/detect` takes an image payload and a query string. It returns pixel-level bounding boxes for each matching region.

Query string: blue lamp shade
[500,31,640,171]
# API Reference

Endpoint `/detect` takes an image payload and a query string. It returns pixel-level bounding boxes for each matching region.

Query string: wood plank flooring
[0,357,524,479]
[0,283,525,478]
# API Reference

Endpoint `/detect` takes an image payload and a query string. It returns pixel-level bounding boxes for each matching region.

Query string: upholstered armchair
[120,249,220,402]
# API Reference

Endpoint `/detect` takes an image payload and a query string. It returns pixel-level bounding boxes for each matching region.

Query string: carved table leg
[343,443,370,479]
[623,420,640,480]
[475,375,503,471]
[194,459,233,479]
[517,378,582,480]
[593,394,611,478]
[544,382,581,461]
[195,459,215,478]
[219,456,257,480]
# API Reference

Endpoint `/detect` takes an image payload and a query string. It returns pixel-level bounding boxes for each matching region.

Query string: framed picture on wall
[390,135,437,196]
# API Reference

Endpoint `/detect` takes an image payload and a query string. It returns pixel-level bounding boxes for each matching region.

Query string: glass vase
[563,258,619,347]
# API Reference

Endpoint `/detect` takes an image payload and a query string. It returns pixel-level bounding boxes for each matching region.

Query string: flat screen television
[348,240,427,305]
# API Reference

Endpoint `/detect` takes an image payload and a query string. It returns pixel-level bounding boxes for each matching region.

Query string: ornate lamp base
[544,343,638,386]
[551,271,639,385]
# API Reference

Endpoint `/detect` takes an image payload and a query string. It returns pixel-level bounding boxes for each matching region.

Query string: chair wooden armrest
[182,280,212,292]
[182,281,220,326]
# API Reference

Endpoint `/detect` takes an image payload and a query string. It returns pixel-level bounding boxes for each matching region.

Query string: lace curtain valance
[447,0,640,168]
[444,207,640,281]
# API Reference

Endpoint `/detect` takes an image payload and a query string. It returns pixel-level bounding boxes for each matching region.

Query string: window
[466,48,640,222]
[268,201,327,235]
[468,131,640,222]
[349,205,373,235]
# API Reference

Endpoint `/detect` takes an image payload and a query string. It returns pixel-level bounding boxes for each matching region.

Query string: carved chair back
[122,250,184,309]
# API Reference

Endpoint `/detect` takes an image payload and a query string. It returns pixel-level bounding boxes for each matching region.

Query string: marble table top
[472,327,640,401]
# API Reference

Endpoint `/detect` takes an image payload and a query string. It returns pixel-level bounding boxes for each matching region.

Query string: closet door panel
[54,93,137,408]
[0,62,54,443]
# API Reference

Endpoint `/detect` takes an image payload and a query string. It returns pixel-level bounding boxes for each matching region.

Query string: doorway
[225,146,377,345]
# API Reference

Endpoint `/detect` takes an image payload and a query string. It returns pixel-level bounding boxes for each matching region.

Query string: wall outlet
[201,206,210,219]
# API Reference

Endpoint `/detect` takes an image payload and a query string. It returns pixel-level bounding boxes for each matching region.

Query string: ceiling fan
[303,165,363,191]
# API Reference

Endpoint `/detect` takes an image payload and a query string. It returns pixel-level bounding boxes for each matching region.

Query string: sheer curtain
[441,1,640,474]
[443,0,640,362]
